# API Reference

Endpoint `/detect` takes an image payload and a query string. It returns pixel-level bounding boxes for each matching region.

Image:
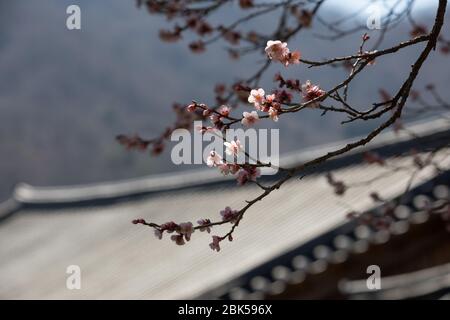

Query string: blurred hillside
[0,0,449,201]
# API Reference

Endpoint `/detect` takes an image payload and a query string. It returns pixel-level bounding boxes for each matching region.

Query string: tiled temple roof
[0,116,449,299]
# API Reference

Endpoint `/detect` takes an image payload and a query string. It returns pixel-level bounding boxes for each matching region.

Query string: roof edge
[0,199,22,222]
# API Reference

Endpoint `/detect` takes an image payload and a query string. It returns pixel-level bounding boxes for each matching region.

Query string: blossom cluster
[186,102,233,131]
[186,101,264,187]
[206,141,261,186]
[184,40,326,131]
[301,80,326,107]
[248,89,280,122]
[132,205,241,252]
[246,81,325,119]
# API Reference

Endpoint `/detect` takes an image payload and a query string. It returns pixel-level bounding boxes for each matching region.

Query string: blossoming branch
[124,0,449,252]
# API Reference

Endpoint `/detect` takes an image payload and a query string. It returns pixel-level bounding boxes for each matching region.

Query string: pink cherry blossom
[209,235,221,252]
[229,164,241,174]
[160,221,178,233]
[265,40,289,61]
[178,222,194,241]
[248,167,261,180]
[218,163,241,176]
[265,40,301,66]
[186,103,196,112]
[236,167,261,185]
[197,219,211,233]
[286,50,301,66]
[268,107,279,122]
[259,105,270,112]
[220,206,239,223]
[248,88,265,108]
[224,139,242,156]
[210,114,221,124]
[302,80,325,107]
[236,170,249,185]
[219,105,230,117]
[241,111,259,126]
[206,150,223,167]
[265,94,276,103]
[218,163,231,175]
[210,115,224,130]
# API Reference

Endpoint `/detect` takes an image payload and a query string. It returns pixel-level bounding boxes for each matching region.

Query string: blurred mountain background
[0,0,449,201]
